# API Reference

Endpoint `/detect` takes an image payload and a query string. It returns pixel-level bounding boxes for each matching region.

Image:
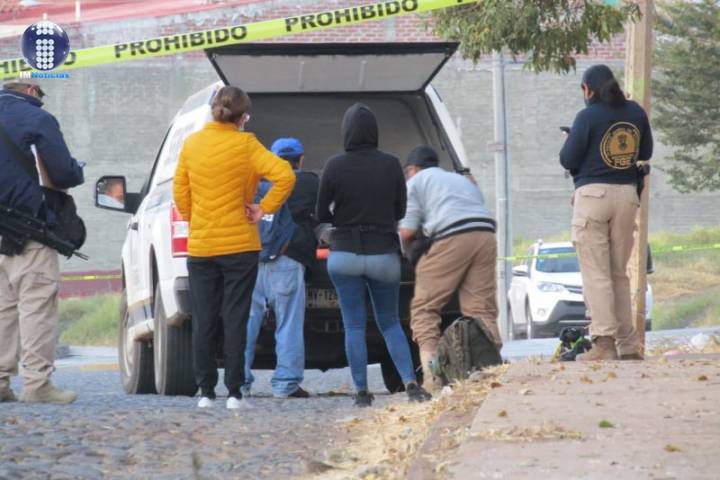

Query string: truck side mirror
[512,265,529,277]
[95,176,140,214]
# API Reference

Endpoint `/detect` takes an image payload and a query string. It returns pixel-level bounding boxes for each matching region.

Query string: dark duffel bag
[436,316,502,383]
[43,188,87,250]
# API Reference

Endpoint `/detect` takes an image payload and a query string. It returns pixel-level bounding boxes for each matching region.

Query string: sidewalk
[448,355,720,479]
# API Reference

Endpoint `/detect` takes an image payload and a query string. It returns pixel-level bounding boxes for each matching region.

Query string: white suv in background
[508,241,653,339]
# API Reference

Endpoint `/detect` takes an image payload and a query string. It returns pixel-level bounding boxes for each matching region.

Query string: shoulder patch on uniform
[600,122,641,170]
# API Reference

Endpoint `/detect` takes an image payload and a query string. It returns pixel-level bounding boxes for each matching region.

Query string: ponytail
[597,78,626,108]
[211,86,251,124]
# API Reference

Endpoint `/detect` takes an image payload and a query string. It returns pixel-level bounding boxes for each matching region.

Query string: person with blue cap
[560,64,653,362]
[242,137,319,398]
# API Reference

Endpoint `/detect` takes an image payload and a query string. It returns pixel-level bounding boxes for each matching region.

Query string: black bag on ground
[436,316,502,383]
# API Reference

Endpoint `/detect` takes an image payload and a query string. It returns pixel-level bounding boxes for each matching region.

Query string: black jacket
[0,90,84,221]
[317,103,406,255]
[560,99,653,189]
[286,169,319,269]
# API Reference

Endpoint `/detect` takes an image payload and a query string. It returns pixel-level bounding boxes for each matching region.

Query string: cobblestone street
[1,363,404,479]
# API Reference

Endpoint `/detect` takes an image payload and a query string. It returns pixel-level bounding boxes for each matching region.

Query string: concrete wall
[1,1,718,272]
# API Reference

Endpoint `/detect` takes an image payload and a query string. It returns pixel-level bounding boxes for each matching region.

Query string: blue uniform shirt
[560,99,653,189]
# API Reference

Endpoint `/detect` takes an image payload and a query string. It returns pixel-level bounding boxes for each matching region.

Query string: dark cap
[581,64,615,94]
[405,146,439,169]
[3,79,46,98]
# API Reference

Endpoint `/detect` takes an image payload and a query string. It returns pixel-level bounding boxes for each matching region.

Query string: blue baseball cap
[271,137,304,159]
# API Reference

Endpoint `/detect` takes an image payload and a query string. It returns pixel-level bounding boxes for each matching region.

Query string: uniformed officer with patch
[560,64,653,361]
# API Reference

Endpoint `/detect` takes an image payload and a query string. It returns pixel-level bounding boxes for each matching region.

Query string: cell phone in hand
[559,126,571,134]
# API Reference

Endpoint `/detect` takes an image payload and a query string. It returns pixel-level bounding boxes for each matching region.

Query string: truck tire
[380,357,404,393]
[380,342,423,394]
[118,290,156,395]
[153,286,197,396]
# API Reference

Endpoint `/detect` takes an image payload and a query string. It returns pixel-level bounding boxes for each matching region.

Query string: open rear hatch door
[206,42,459,93]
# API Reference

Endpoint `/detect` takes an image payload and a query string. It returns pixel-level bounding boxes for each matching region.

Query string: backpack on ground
[436,316,502,383]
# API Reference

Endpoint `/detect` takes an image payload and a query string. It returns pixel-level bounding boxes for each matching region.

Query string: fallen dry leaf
[697,375,709,381]
[580,375,594,384]
[498,410,508,418]
[472,421,582,443]
[490,382,502,389]
[664,444,681,453]
[607,372,617,379]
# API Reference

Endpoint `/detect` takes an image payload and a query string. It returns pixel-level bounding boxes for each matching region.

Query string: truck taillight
[171,204,188,258]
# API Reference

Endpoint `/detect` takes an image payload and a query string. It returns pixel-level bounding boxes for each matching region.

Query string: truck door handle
[129,222,138,231]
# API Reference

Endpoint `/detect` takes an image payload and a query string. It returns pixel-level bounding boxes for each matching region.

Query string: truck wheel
[525,301,534,340]
[118,290,156,395]
[380,357,404,393]
[380,343,423,394]
[153,286,197,396]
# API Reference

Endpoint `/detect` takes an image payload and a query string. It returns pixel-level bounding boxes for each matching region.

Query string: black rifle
[0,203,88,260]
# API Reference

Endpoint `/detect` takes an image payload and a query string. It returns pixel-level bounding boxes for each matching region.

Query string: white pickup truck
[95,42,472,396]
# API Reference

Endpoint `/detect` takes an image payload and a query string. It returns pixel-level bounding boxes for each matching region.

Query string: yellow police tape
[60,274,122,281]
[59,242,720,281]
[0,0,476,80]
[497,242,720,262]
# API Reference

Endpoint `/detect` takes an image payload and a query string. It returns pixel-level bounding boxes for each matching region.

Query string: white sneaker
[197,396,215,408]
[226,396,243,410]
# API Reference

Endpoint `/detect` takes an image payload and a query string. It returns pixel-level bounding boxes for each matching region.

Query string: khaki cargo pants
[0,241,60,392]
[411,230,501,353]
[572,183,639,356]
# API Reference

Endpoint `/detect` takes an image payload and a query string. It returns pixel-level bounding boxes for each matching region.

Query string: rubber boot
[577,336,618,362]
[420,350,443,392]
[20,383,77,404]
[0,380,16,403]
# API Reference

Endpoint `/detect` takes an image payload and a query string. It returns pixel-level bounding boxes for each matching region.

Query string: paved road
[2,327,716,479]
[1,364,400,479]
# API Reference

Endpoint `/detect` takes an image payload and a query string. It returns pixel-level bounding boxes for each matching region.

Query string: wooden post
[624,0,654,355]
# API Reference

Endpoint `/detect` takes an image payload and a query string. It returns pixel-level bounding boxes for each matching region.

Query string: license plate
[307,288,339,309]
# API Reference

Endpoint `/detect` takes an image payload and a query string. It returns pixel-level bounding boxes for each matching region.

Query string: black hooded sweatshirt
[317,103,406,255]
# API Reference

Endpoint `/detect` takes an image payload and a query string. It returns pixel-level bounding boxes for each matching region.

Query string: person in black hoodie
[317,103,431,407]
[559,64,653,362]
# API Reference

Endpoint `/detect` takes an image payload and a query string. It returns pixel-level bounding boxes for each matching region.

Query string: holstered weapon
[0,203,88,260]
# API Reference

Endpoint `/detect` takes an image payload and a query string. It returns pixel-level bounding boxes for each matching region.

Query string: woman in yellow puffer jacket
[173,86,295,409]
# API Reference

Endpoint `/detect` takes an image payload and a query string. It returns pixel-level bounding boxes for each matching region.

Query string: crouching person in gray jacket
[399,146,501,391]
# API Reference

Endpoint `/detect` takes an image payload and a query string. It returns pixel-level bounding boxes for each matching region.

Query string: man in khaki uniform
[560,65,653,361]
[0,80,85,403]
[399,146,500,389]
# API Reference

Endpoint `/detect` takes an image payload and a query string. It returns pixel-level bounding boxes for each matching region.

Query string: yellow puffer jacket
[173,121,295,257]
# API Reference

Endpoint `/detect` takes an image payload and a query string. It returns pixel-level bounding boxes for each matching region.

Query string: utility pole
[624,0,654,355]
[491,50,513,342]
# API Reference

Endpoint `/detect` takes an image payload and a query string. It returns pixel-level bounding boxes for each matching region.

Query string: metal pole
[625,0,654,356]
[491,50,512,342]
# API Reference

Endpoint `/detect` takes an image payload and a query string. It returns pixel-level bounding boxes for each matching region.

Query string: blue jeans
[244,256,305,397]
[327,251,416,391]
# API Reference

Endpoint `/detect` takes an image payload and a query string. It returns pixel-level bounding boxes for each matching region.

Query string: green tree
[431,0,640,73]
[654,0,720,192]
